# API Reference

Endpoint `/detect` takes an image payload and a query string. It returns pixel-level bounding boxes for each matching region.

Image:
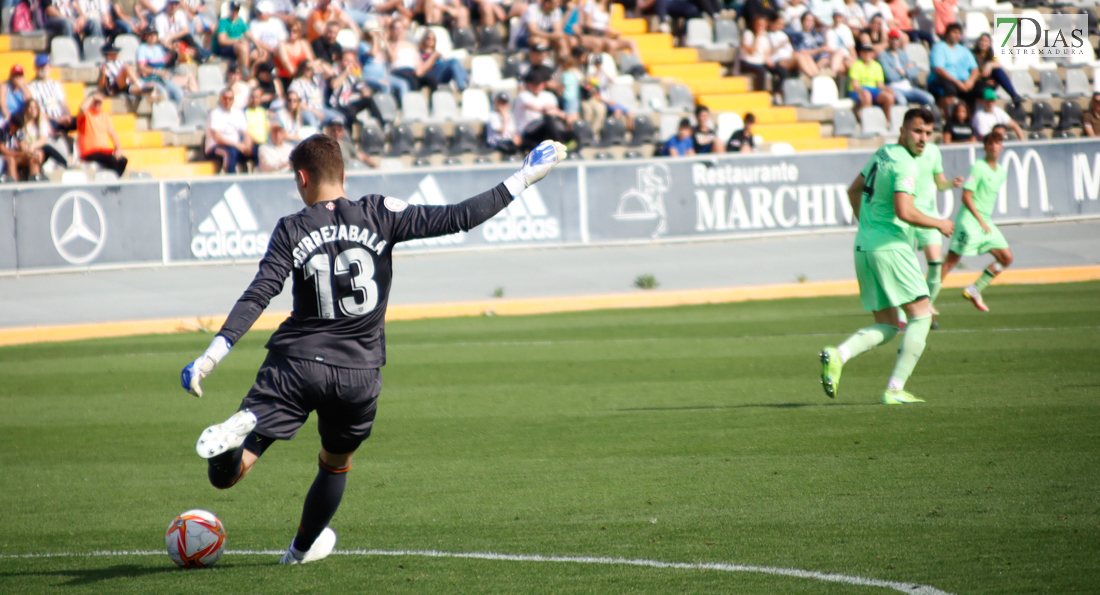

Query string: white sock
[887,376,905,391]
[837,345,851,364]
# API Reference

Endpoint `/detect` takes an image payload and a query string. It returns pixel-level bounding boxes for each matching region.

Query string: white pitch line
[0,548,957,594]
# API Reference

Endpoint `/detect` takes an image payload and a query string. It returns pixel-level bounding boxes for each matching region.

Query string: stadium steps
[648,62,723,79]
[740,107,798,124]
[638,48,700,65]
[698,92,772,112]
[682,78,750,95]
[136,162,217,177]
[609,3,647,34]
[114,130,164,149]
[624,33,674,52]
[752,122,824,143]
[122,146,187,168]
[785,137,848,151]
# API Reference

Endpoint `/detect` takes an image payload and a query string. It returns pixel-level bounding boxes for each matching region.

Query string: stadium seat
[905,42,930,73]
[1058,100,1083,130]
[196,64,225,94]
[963,12,990,40]
[1064,69,1091,99]
[572,118,595,147]
[1038,71,1064,98]
[684,18,714,48]
[716,112,742,144]
[61,170,89,184]
[181,100,208,129]
[83,37,105,64]
[475,155,494,164]
[1053,129,1075,139]
[810,76,840,107]
[1,7,12,34]
[419,124,448,155]
[928,103,944,132]
[859,107,889,137]
[659,113,690,140]
[618,52,647,79]
[832,108,858,137]
[594,151,614,160]
[630,115,656,145]
[668,84,694,112]
[638,83,667,112]
[413,157,432,167]
[714,19,739,47]
[887,105,907,136]
[452,27,476,51]
[782,78,809,107]
[608,84,638,112]
[360,125,386,154]
[401,92,429,122]
[374,93,398,124]
[476,25,503,54]
[624,149,643,159]
[460,88,491,121]
[471,55,503,88]
[94,170,119,182]
[424,26,454,55]
[1004,100,1028,126]
[51,37,81,67]
[770,142,795,155]
[114,34,139,62]
[389,125,415,155]
[450,124,480,153]
[501,54,522,80]
[430,90,459,121]
[600,117,627,146]
[150,100,180,130]
[1029,101,1054,131]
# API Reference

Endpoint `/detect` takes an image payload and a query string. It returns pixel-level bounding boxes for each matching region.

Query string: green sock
[886,315,931,390]
[926,262,942,305]
[973,268,996,293]
[838,323,899,363]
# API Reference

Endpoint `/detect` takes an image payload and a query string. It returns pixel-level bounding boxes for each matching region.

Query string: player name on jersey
[291,224,387,269]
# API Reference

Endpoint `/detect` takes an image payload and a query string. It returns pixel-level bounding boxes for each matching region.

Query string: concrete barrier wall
[3,138,1098,274]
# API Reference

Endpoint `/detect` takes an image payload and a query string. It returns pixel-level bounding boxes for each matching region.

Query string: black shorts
[240,351,381,455]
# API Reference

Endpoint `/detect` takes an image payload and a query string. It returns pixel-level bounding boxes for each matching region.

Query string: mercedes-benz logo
[50,191,107,265]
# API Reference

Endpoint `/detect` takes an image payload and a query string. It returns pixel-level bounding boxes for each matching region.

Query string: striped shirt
[29,78,68,119]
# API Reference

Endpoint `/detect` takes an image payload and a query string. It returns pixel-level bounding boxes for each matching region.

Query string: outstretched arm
[847,173,864,220]
[935,172,964,192]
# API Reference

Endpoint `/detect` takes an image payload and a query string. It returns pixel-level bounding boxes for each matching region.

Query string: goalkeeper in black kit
[179,135,567,564]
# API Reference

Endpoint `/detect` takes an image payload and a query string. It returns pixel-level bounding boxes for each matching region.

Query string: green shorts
[949,220,1009,256]
[854,248,930,312]
[912,226,942,249]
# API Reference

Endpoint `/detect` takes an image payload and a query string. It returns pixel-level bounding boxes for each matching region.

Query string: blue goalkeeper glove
[180,335,232,398]
[502,140,568,198]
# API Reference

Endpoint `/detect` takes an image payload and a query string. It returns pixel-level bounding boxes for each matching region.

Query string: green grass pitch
[1,281,1098,594]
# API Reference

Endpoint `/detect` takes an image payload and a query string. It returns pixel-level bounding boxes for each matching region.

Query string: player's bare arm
[936,172,964,191]
[959,189,989,233]
[894,192,953,236]
[847,174,864,219]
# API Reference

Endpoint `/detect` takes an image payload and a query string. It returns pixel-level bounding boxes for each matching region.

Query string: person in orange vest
[77,92,128,177]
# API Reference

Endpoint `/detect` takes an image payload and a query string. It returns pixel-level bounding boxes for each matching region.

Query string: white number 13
[303,247,379,319]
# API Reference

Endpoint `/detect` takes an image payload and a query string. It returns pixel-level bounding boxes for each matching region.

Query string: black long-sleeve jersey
[217,183,514,369]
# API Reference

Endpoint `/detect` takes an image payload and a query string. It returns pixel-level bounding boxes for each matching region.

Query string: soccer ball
[165,509,226,568]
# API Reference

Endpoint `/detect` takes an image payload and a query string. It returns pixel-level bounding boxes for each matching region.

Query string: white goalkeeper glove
[502,140,568,198]
[180,335,232,398]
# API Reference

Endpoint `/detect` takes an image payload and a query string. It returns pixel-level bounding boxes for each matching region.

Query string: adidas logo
[482,185,560,243]
[399,175,466,249]
[190,184,272,259]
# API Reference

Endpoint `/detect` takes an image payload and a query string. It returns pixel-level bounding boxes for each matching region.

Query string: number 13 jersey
[217,184,514,369]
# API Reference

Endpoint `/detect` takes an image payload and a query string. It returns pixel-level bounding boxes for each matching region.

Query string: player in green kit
[940,131,1013,312]
[910,138,963,327]
[819,109,955,405]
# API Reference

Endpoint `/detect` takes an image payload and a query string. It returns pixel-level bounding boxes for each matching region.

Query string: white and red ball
[165,509,226,568]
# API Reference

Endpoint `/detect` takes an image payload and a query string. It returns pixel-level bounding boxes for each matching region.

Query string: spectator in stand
[862,0,891,23]
[276,90,320,140]
[418,30,469,91]
[77,92,128,176]
[515,66,576,151]
[23,99,68,169]
[328,120,378,169]
[518,42,556,82]
[220,64,248,109]
[137,27,193,107]
[742,0,778,25]
[29,56,76,134]
[253,61,285,107]
[137,0,168,24]
[849,43,895,120]
[865,14,889,54]
[781,0,808,30]
[312,21,344,65]
[43,0,85,47]
[306,0,357,43]
[205,87,254,174]
[0,114,42,182]
[76,0,123,39]
[1083,93,1100,137]
[838,0,867,30]
[790,13,831,76]
[933,0,956,38]
[617,0,698,35]
[767,15,816,83]
[425,0,470,29]
[358,26,409,101]
[328,49,386,125]
[487,91,521,154]
[386,20,436,91]
[475,0,526,28]
[1,65,28,124]
[258,122,294,172]
[588,52,632,127]
[878,29,934,106]
[942,101,975,143]
[577,0,639,56]
[214,2,259,71]
[809,0,844,25]
[885,0,932,46]
[180,0,215,45]
[928,23,979,113]
[99,43,158,101]
[276,21,316,86]
[289,61,345,124]
[517,0,571,55]
[156,0,211,62]
[825,10,856,75]
[739,15,772,93]
[559,48,583,126]
[663,117,694,157]
[250,1,289,68]
[726,112,756,152]
[371,0,416,29]
[971,87,1023,140]
[972,33,1021,103]
[245,87,271,158]
[693,105,722,154]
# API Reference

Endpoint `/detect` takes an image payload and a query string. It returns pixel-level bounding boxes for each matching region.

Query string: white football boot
[280,527,337,565]
[195,409,257,459]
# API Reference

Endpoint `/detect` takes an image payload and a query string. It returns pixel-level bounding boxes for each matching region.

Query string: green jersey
[855,144,919,252]
[958,159,1008,225]
[913,143,944,216]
